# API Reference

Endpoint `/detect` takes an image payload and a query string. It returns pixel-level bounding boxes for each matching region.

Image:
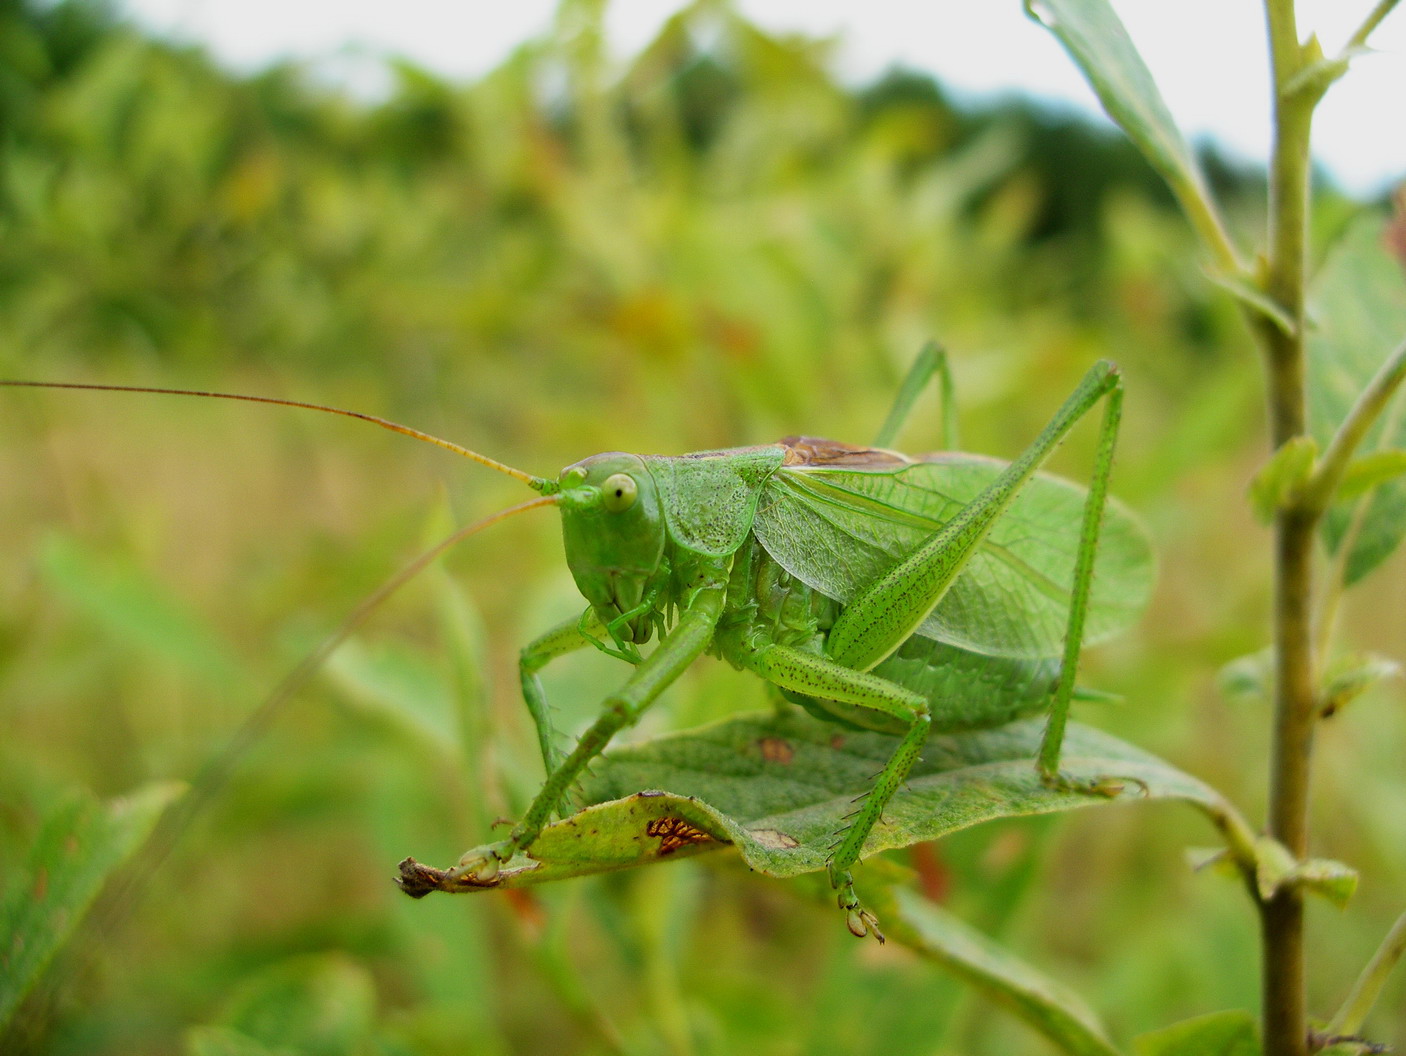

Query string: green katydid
[416,349,1150,940]
[0,348,1153,940]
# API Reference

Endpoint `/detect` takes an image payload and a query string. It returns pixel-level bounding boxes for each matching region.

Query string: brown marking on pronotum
[758,736,794,764]
[645,817,714,855]
[779,435,910,467]
[830,734,846,750]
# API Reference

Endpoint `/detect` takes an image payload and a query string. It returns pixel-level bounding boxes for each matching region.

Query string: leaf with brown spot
[1,782,184,1030]
[413,711,1235,889]
[758,737,794,764]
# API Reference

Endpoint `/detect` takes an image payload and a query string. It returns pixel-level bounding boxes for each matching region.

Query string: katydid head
[556,452,668,646]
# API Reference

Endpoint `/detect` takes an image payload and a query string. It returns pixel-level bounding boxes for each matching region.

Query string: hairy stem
[1257,2,1320,1054]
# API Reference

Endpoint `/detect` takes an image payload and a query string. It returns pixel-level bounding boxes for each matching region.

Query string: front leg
[518,610,603,782]
[453,580,727,884]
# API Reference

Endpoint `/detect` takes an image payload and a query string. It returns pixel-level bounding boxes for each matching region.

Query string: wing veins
[776,469,1072,606]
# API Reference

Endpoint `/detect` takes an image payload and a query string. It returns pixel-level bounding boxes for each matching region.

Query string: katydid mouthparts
[1,348,1153,941]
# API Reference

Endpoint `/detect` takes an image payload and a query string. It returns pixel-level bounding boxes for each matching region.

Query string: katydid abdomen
[713,535,1060,736]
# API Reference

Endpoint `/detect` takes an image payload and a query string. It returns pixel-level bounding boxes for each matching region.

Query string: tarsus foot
[1041,768,1149,799]
[830,864,885,943]
[450,841,513,885]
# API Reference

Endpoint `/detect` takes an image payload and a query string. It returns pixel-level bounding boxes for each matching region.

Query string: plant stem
[1346,0,1401,51]
[1327,909,1406,1036]
[1258,1,1319,1054]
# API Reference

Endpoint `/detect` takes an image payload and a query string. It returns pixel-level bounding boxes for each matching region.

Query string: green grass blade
[0,781,184,1030]
[39,534,251,694]
[324,637,460,757]
[877,886,1123,1056]
[186,953,377,1056]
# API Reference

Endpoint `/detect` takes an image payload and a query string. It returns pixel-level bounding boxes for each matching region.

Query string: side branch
[1327,909,1406,1036]
[1347,0,1401,51]
[1299,335,1406,513]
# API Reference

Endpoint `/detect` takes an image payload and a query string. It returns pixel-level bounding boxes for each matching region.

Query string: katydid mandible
[1,349,1153,940]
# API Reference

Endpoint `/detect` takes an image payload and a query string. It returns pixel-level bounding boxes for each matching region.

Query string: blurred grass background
[1,0,1403,1052]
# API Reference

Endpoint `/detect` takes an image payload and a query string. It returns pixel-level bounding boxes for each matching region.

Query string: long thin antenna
[0,379,557,492]
[89,493,560,939]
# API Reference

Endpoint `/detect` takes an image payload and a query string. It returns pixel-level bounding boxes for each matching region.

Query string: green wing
[751,453,1155,659]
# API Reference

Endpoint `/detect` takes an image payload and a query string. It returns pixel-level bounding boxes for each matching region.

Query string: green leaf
[1317,1043,1384,1056]
[876,886,1122,1056]
[1336,449,1406,502]
[1186,846,1241,883]
[1025,0,1227,264]
[407,711,1231,889]
[1295,858,1358,909]
[1134,1009,1260,1056]
[0,781,184,1030]
[192,953,377,1056]
[1248,436,1319,522]
[1217,648,1274,706]
[325,637,459,756]
[38,533,251,694]
[1246,837,1357,907]
[184,1026,283,1056]
[1253,835,1298,902]
[1322,653,1402,717]
[1207,272,1295,336]
[1308,214,1406,584]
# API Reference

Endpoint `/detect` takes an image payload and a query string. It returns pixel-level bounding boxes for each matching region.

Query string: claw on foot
[448,837,522,886]
[394,849,521,896]
[1093,775,1150,798]
[844,904,885,943]
[453,847,505,884]
[832,865,885,944]
[1041,768,1148,799]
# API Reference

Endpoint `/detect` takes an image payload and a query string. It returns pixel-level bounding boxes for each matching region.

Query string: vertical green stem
[1258,2,1319,1054]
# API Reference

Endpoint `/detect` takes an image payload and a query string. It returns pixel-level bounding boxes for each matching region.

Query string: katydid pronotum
[1,348,1153,940]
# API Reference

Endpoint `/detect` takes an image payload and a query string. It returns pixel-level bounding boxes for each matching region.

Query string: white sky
[121,0,1404,196]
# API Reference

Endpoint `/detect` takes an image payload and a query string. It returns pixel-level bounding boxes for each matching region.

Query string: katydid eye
[602,473,637,512]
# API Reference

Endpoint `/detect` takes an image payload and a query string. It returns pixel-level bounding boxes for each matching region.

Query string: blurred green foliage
[1,0,1402,1053]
